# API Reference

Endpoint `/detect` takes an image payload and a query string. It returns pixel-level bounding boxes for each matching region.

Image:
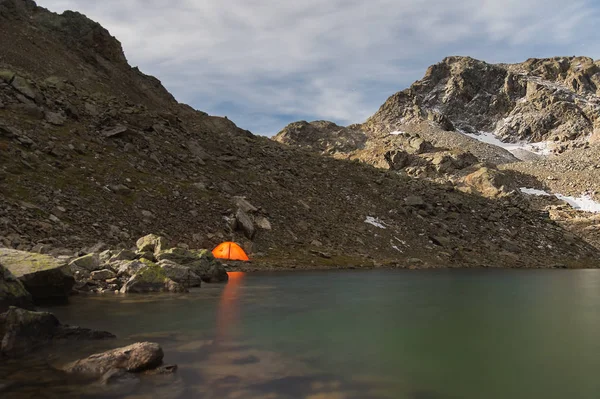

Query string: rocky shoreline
[0,233,233,395]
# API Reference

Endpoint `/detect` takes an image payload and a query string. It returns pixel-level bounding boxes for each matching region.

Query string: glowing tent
[212,242,249,261]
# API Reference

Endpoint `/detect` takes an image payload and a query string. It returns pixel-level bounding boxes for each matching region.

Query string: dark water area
[4,269,600,398]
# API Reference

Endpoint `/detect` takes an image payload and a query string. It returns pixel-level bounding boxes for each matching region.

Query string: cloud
[38,0,600,135]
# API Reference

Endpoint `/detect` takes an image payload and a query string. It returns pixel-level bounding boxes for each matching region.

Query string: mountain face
[0,0,598,268]
[275,57,600,251]
[364,56,600,147]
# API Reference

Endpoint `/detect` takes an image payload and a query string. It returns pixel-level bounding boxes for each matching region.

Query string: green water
[5,269,600,398]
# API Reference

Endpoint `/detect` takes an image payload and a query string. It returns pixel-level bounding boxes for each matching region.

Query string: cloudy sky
[40,0,600,136]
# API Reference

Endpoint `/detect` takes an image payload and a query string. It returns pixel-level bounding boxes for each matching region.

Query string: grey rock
[0,249,74,302]
[64,342,164,377]
[90,269,117,281]
[235,209,255,239]
[0,264,34,313]
[10,75,38,100]
[158,260,202,287]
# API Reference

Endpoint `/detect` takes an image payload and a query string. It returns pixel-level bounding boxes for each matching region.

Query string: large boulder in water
[156,248,228,283]
[158,260,202,288]
[0,307,115,357]
[64,342,164,378]
[0,263,34,312]
[0,249,74,302]
[120,260,187,293]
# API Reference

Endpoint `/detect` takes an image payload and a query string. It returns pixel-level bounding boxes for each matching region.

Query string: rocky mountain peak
[363,56,600,147]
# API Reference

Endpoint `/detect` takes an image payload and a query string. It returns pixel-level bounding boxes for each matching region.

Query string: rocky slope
[0,0,598,268]
[275,56,600,251]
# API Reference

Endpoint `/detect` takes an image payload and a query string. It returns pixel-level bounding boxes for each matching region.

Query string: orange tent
[212,242,249,261]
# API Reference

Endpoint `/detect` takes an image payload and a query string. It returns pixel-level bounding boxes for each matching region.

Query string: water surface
[4,269,600,398]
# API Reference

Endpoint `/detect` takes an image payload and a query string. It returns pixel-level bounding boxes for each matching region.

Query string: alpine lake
[3,269,600,399]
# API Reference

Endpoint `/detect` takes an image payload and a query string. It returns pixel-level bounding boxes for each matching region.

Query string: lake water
[4,269,600,398]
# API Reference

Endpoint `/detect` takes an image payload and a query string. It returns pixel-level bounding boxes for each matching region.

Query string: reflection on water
[3,269,600,398]
[216,272,245,343]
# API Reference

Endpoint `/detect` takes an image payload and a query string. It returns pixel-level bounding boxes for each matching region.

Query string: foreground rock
[0,307,114,357]
[0,263,34,312]
[0,249,74,303]
[64,342,164,378]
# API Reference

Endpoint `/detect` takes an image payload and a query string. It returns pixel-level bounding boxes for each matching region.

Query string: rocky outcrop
[0,306,114,357]
[274,120,367,155]
[136,234,168,254]
[0,249,74,302]
[0,263,34,312]
[364,56,600,148]
[63,342,164,378]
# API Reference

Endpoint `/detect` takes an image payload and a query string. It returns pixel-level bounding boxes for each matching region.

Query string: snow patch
[459,130,553,157]
[365,216,387,229]
[390,131,406,136]
[520,188,600,213]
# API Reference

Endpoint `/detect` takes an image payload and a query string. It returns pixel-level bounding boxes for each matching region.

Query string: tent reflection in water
[212,241,250,261]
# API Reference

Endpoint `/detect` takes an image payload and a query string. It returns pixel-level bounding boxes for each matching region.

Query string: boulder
[404,196,426,207]
[156,249,228,283]
[109,249,137,262]
[0,249,74,302]
[64,342,164,378]
[235,209,256,239]
[90,269,117,281]
[255,216,272,230]
[10,75,38,100]
[114,260,146,277]
[136,234,168,254]
[120,261,188,293]
[69,253,101,274]
[0,307,114,357]
[0,264,34,313]
[158,260,202,287]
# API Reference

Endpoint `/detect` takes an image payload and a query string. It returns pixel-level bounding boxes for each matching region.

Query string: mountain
[0,0,597,268]
[275,56,600,250]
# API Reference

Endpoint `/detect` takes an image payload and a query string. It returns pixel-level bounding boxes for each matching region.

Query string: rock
[69,253,101,273]
[136,234,168,254]
[120,261,188,293]
[109,249,137,262]
[108,184,131,195]
[102,125,129,138]
[255,216,272,230]
[404,196,425,207]
[0,264,34,312]
[44,111,66,126]
[64,342,164,377]
[0,249,74,303]
[114,260,146,277]
[10,75,38,100]
[235,209,255,239]
[156,249,228,283]
[0,307,114,357]
[233,196,258,213]
[461,167,515,198]
[90,269,116,281]
[158,260,202,288]
[0,69,15,83]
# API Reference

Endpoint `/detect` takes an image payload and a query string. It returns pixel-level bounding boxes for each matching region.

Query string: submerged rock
[0,249,74,303]
[64,342,164,377]
[0,307,114,357]
[0,263,34,312]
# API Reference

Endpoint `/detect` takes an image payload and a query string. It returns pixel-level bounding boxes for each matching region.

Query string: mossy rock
[0,69,15,83]
[136,234,168,254]
[0,264,34,313]
[120,260,187,293]
[0,249,74,303]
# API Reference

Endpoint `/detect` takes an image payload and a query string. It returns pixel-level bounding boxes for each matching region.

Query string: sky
[39,0,600,136]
